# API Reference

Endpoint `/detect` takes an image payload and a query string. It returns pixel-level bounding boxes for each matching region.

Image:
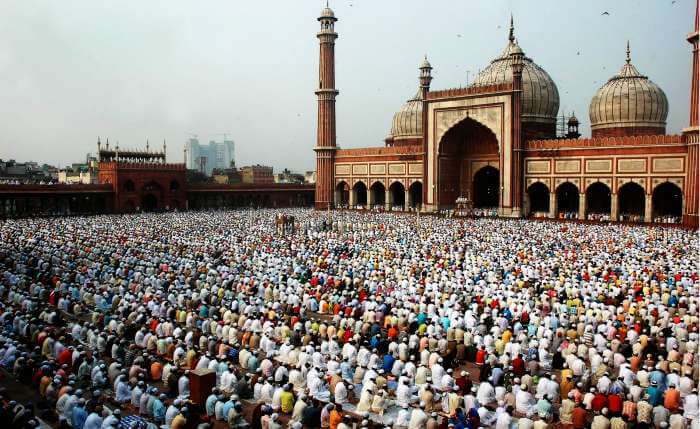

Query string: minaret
[684,2,699,226]
[314,4,339,210]
[509,31,525,217]
[419,56,433,99]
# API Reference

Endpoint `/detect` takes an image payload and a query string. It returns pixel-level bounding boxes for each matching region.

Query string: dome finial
[625,40,631,64]
[509,14,515,42]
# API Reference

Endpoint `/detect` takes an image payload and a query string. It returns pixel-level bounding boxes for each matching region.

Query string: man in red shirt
[57,346,73,366]
[512,354,525,376]
[571,403,589,429]
[475,346,487,366]
[591,389,607,412]
[607,392,623,416]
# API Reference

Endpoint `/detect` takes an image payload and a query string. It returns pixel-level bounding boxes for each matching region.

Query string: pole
[327,202,332,231]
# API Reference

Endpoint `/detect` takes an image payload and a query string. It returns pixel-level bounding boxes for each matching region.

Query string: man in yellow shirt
[170,410,186,429]
[280,384,295,414]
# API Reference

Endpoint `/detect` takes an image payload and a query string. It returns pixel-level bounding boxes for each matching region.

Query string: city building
[304,171,316,184]
[185,136,235,176]
[57,155,98,184]
[0,159,57,184]
[314,6,699,226]
[240,164,274,184]
[275,168,305,184]
[212,167,242,185]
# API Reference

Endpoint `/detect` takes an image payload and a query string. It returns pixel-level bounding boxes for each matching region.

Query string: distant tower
[314,4,339,209]
[566,113,581,139]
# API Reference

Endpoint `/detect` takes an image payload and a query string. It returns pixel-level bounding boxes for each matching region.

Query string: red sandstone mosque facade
[314,6,700,227]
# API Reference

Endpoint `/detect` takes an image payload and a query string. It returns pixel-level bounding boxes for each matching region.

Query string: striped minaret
[314,5,338,210]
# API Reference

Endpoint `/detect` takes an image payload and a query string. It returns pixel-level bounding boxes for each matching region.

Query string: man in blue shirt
[71,399,88,429]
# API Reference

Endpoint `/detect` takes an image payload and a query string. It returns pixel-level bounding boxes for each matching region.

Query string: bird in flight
[602,11,610,15]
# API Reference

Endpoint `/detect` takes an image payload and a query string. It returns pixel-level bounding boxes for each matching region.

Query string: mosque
[314,6,700,226]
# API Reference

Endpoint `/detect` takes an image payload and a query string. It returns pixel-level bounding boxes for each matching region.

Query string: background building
[240,165,274,184]
[275,168,305,184]
[304,171,316,184]
[212,167,242,184]
[57,154,98,184]
[185,136,235,176]
[0,159,58,184]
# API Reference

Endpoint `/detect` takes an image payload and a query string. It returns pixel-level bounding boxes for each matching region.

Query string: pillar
[548,192,556,218]
[368,188,375,207]
[644,193,652,222]
[611,193,619,221]
[385,188,392,211]
[405,188,411,211]
[314,7,339,210]
[578,193,586,220]
[349,187,355,208]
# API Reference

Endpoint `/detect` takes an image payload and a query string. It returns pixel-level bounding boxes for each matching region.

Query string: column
[368,188,375,207]
[548,192,556,218]
[644,193,652,222]
[578,193,586,220]
[611,193,619,221]
[405,188,411,211]
[385,188,391,211]
[349,187,355,208]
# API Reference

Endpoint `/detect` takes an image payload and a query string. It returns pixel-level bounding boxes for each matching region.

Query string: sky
[0,0,694,172]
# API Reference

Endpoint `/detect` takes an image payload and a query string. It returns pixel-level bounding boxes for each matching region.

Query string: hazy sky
[0,0,694,172]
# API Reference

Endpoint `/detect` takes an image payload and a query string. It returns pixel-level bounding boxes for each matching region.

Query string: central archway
[473,166,500,208]
[141,194,158,212]
[437,117,499,208]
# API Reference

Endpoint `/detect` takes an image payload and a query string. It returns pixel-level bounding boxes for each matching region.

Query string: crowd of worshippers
[0,209,697,429]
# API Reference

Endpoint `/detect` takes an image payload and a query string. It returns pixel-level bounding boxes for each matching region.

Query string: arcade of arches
[338,180,422,210]
[525,180,684,223]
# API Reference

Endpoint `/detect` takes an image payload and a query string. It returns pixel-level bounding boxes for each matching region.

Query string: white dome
[473,37,560,124]
[589,46,668,134]
[390,90,423,139]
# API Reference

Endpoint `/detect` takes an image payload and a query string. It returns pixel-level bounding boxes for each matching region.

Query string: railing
[526,134,686,150]
[426,82,513,100]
